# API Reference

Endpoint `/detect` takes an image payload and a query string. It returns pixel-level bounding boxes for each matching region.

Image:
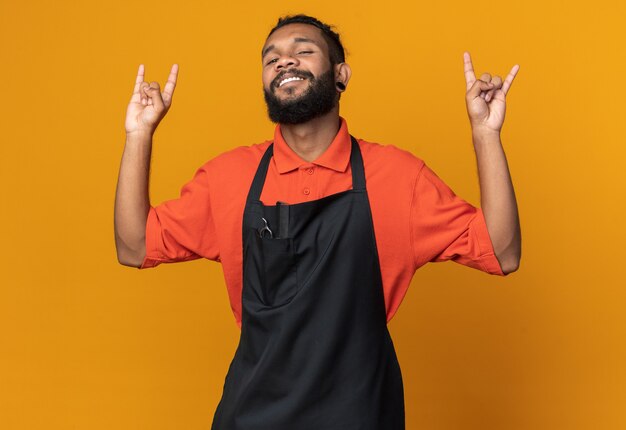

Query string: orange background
[1,0,625,429]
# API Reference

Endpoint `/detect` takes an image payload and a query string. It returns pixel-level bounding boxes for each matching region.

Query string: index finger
[133,64,145,95]
[463,51,476,90]
[161,64,179,103]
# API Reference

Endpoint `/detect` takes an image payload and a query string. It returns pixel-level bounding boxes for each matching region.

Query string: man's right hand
[125,64,179,137]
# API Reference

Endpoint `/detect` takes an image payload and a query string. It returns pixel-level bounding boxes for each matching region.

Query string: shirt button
[307,168,314,175]
[303,188,310,195]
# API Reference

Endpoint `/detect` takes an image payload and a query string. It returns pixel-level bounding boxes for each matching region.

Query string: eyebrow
[261,37,320,59]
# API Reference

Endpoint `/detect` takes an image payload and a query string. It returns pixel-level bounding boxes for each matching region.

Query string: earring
[336,82,346,91]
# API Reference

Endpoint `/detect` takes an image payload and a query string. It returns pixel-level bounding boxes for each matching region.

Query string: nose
[274,54,299,71]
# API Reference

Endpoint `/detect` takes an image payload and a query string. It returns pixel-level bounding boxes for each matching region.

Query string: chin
[279,85,308,97]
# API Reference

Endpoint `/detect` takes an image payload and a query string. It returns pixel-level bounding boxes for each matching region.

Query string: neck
[279,109,341,163]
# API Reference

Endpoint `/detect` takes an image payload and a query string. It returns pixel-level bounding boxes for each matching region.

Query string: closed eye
[265,51,314,65]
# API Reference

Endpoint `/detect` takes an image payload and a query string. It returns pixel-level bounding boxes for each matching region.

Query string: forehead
[262,23,328,57]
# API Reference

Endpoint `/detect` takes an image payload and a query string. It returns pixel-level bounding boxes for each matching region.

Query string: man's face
[261,23,339,124]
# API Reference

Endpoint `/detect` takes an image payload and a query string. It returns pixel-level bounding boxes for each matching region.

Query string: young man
[115,14,521,430]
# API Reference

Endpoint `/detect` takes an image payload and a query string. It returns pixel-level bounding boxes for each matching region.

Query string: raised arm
[463,52,521,274]
[114,64,179,267]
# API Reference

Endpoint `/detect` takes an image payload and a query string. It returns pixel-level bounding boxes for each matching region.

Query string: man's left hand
[464,51,519,136]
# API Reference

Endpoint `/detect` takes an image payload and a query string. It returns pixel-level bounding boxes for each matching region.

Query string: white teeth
[279,76,304,87]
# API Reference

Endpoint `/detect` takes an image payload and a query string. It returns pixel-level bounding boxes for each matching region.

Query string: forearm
[114,132,153,267]
[472,129,521,274]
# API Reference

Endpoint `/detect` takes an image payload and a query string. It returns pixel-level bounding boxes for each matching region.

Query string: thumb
[467,79,494,99]
[143,82,165,111]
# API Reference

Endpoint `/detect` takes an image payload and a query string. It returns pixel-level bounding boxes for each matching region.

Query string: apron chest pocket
[254,235,298,307]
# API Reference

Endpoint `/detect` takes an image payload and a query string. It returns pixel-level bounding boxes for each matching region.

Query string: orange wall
[1,0,625,429]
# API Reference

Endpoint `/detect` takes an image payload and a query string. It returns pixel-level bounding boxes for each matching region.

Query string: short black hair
[266,14,346,65]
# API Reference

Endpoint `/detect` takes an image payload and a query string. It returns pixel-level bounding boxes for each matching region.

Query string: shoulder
[357,138,426,183]
[197,140,272,179]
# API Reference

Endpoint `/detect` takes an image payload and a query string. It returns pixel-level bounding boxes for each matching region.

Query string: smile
[279,76,305,87]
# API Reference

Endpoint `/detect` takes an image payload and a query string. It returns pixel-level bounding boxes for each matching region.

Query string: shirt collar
[273,116,352,174]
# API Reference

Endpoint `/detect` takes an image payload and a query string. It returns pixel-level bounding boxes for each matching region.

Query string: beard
[263,68,338,125]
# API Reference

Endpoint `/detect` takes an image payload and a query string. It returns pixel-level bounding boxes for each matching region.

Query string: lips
[273,71,310,89]
[279,76,305,87]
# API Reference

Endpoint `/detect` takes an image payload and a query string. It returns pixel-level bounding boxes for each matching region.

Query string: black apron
[211,136,405,429]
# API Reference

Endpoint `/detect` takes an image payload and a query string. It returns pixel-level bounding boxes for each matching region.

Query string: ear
[334,62,352,91]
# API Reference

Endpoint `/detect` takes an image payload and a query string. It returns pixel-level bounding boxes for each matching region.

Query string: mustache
[272,69,315,89]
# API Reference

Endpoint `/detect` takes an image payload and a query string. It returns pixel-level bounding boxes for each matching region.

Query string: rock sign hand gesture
[464,52,519,134]
[125,64,179,137]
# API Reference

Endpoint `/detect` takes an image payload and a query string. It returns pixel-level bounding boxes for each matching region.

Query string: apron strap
[349,135,366,191]
[246,134,365,202]
[246,141,275,203]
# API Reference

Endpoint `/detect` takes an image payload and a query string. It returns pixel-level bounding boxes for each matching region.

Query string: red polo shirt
[139,117,506,328]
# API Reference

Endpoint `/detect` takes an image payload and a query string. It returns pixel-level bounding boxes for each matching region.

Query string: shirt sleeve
[411,163,506,276]
[139,163,220,269]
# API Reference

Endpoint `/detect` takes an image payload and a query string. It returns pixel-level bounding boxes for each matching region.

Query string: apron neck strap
[349,135,366,191]
[247,134,365,202]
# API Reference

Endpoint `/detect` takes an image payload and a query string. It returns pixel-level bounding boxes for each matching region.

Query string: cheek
[311,56,332,71]
[261,74,270,89]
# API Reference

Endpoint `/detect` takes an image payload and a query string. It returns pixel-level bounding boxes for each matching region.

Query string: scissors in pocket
[258,217,273,238]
